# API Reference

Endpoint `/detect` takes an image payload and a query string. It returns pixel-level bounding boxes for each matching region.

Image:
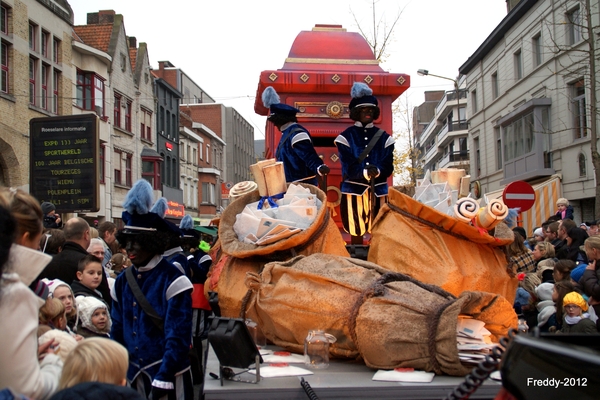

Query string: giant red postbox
[254,24,410,243]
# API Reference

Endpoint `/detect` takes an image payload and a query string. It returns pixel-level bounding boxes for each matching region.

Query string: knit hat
[40,201,56,215]
[533,227,544,238]
[512,227,527,240]
[535,282,554,301]
[31,280,49,300]
[570,264,586,284]
[38,329,78,362]
[562,291,588,311]
[556,198,569,206]
[41,278,70,298]
[76,296,111,334]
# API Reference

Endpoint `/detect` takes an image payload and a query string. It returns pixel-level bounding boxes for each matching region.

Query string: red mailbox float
[254,24,410,243]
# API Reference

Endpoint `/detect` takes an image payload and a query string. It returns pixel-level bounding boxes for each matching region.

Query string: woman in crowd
[532,241,555,268]
[506,232,536,275]
[0,202,62,399]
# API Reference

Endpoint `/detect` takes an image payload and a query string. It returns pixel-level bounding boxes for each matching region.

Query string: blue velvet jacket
[275,123,324,186]
[111,256,193,387]
[334,122,395,196]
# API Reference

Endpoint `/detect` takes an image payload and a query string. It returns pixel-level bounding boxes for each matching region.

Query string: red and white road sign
[502,181,536,212]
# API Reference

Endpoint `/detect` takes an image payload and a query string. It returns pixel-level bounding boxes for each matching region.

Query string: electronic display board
[29,114,99,213]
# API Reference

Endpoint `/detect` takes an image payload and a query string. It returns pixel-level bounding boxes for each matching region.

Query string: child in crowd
[551,280,575,333]
[535,282,557,332]
[39,298,68,333]
[553,259,576,283]
[58,337,126,389]
[109,253,130,277]
[71,254,106,306]
[37,298,78,362]
[76,296,111,338]
[557,292,597,333]
[555,198,574,221]
[42,279,79,334]
[536,258,556,283]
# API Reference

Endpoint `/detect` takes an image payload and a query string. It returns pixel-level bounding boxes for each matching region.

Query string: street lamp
[417,69,458,90]
[418,69,464,164]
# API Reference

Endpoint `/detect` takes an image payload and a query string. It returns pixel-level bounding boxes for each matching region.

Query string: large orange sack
[204,184,349,318]
[368,188,518,303]
[242,253,517,376]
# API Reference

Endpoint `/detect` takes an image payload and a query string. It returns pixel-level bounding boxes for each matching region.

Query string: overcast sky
[66,0,509,139]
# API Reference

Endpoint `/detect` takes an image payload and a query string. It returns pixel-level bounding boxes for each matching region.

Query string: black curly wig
[350,106,380,122]
[268,113,297,128]
[115,230,170,255]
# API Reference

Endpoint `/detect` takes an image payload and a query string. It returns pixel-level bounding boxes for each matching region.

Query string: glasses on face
[564,305,580,310]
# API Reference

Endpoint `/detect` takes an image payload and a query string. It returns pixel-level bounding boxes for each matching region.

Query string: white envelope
[233,213,261,242]
[248,365,314,378]
[255,227,302,245]
[276,206,317,229]
[372,369,435,383]
[256,217,297,238]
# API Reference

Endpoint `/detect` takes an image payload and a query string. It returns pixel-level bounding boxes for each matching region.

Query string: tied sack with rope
[204,183,348,318]
[368,188,518,303]
[242,253,517,375]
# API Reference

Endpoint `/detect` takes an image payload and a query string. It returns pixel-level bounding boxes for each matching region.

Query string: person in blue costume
[334,82,395,240]
[178,215,213,390]
[262,86,330,186]
[110,180,194,400]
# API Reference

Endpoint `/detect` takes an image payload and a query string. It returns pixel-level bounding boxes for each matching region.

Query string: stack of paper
[456,316,498,365]
[233,184,321,245]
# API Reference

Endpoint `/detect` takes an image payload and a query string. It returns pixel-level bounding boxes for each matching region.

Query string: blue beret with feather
[123,179,154,215]
[349,82,378,110]
[262,86,299,116]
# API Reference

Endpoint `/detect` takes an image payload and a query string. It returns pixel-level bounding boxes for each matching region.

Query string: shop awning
[195,226,218,236]
[484,175,562,236]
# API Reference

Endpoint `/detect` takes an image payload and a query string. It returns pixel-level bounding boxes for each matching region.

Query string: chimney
[98,10,115,24]
[87,12,99,24]
[129,37,137,49]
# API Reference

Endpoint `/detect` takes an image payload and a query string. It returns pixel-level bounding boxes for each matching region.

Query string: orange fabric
[369,188,518,303]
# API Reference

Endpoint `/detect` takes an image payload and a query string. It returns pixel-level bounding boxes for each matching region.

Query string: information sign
[29,114,99,213]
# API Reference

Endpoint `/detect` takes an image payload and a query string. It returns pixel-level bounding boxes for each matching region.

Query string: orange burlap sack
[204,184,349,318]
[243,253,517,375]
[369,188,518,303]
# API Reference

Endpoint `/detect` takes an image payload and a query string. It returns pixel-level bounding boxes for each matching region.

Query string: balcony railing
[439,150,470,168]
[438,121,469,147]
[435,89,468,115]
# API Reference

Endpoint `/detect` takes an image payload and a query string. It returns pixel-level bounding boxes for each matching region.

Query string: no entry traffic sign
[502,181,536,212]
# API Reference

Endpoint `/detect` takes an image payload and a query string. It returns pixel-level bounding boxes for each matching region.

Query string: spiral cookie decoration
[474,199,509,230]
[229,181,258,200]
[454,197,479,223]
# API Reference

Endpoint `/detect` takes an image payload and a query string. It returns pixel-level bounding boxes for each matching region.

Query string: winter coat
[0,273,62,400]
[580,267,600,300]
[558,316,597,334]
